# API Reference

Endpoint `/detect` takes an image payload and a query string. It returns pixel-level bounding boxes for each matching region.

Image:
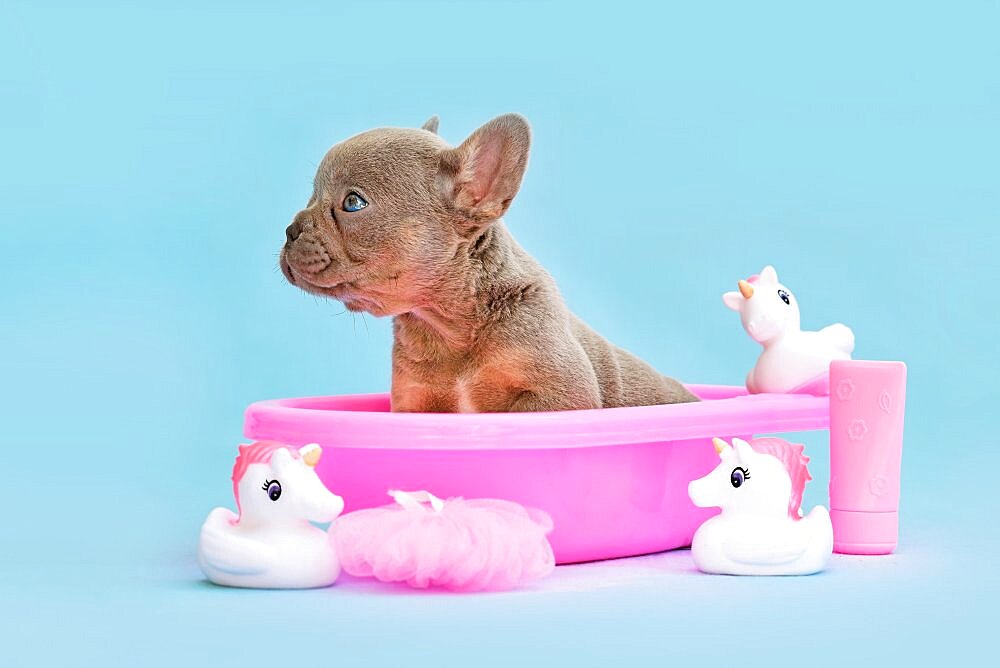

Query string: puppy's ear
[421,115,440,134]
[439,113,530,224]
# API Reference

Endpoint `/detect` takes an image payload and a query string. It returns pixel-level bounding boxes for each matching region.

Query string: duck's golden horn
[301,444,322,468]
[738,280,754,299]
[712,438,729,455]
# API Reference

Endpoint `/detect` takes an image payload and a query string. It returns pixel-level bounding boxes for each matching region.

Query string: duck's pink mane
[231,440,298,518]
[748,437,812,519]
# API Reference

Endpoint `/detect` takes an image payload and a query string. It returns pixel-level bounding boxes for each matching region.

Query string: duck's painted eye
[262,479,282,501]
[342,192,368,212]
[730,467,750,488]
[777,289,790,305]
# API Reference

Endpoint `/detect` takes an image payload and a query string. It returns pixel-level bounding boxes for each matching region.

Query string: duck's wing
[722,525,810,565]
[198,508,276,575]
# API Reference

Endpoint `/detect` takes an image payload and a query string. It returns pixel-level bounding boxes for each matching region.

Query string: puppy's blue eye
[342,192,368,212]
[777,289,790,305]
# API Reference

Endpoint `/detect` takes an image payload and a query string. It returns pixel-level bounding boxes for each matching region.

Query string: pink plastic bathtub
[244,384,830,564]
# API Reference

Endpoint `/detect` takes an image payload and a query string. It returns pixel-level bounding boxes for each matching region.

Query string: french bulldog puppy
[280,114,698,412]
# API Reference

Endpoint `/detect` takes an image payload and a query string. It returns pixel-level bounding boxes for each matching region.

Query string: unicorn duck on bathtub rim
[198,441,344,589]
[688,437,833,576]
[723,265,854,395]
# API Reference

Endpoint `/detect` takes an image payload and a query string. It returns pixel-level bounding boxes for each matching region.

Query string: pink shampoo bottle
[828,360,907,554]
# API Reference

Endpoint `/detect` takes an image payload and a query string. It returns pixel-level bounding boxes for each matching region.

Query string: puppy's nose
[286,220,302,243]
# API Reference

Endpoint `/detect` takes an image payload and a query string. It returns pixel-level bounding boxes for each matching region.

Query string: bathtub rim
[244,384,830,450]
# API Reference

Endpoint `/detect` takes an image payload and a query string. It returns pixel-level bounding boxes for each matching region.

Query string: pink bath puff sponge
[329,490,555,591]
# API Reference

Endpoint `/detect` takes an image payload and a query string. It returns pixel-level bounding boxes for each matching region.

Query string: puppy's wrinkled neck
[400,221,540,354]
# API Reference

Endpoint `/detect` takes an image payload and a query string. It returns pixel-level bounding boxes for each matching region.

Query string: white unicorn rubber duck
[198,441,344,589]
[723,265,854,394]
[688,437,833,576]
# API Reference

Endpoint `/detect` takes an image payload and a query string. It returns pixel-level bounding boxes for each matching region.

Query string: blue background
[2,0,997,665]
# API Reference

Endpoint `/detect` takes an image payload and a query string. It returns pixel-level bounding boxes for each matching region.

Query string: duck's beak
[688,477,713,508]
[738,280,754,299]
[308,492,345,524]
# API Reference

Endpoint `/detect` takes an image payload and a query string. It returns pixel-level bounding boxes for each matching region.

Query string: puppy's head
[280,114,530,316]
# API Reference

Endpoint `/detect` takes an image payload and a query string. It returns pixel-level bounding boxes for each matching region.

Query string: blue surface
[3,0,998,665]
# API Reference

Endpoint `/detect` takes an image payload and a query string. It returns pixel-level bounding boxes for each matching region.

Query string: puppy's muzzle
[282,210,339,285]
[284,237,332,275]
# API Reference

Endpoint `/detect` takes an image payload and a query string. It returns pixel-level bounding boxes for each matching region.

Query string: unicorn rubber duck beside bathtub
[723,265,854,394]
[198,441,555,591]
[198,441,344,589]
[688,437,833,575]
